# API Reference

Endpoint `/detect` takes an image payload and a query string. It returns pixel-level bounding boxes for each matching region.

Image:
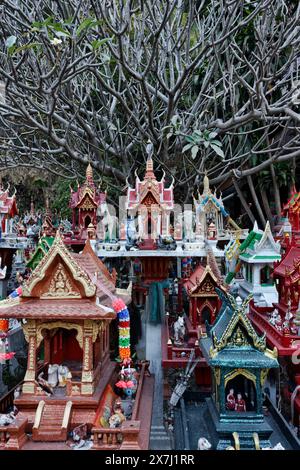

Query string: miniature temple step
[32,401,72,442]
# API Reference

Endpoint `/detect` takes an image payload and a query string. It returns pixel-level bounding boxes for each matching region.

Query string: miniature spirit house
[124,155,174,248]
[193,173,245,242]
[0,184,18,236]
[0,232,130,442]
[69,164,106,244]
[183,263,226,330]
[238,222,281,307]
[200,290,278,449]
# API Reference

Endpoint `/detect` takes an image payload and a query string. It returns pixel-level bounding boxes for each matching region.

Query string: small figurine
[173,316,185,344]
[197,437,212,450]
[235,393,246,412]
[226,388,236,410]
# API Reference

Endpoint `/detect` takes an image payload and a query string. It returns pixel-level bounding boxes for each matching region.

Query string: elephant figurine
[48,364,59,388]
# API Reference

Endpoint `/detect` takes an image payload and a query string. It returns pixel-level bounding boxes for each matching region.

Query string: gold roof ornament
[86,163,94,181]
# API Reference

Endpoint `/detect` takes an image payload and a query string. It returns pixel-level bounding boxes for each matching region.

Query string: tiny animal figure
[173,316,185,344]
[197,437,212,450]
[109,413,122,428]
[47,364,59,387]
[0,411,16,426]
[37,372,54,395]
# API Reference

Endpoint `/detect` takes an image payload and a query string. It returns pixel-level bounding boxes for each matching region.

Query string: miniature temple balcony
[249,303,300,355]
[91,363,153,450]
[0,416,28,450]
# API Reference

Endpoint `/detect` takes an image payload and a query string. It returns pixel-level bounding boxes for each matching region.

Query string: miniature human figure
[55,271,67,292]
[226,388,236,410]
[235,393,246,412]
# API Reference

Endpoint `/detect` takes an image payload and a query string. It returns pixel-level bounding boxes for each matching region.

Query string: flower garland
[112,298,131,360]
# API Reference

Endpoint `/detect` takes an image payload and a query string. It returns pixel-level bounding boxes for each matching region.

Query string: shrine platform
[95,247,224,258]
[174,396,300,450]
[13,361,115,433]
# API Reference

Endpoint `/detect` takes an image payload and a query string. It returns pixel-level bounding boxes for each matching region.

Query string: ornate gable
[40,263,81,299]
[191,268,218,296]
[78,192,97,210]
[211,291,268,354]
[255,221,281,254]
[22,231,96,299]
[140,189,160,207]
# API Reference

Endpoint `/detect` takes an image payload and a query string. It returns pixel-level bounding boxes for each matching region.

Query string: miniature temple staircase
[32,401,72,442]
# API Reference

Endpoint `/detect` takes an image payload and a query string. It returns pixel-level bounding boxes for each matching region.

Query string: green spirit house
[200,289,279,449]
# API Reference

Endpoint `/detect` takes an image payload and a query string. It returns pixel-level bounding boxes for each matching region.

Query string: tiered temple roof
[201,290,278,368]
[239,221,281,264]
[0,231,130,320]
[0,184,18,233]
[126,156,174,211]
[193,173,246,241]
[69,164,106,211]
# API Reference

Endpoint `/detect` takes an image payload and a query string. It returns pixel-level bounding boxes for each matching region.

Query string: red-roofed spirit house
[67,164,106,248]
[0,232,130,442]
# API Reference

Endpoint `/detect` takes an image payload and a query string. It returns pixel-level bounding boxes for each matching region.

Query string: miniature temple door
[22,320,37,394]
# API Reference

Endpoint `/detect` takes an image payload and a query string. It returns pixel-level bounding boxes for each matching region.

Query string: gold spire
[86,163,93,181]
[146,156,153,173]
[203,171,210,195]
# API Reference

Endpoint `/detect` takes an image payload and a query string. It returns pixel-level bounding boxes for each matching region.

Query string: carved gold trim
[41,263,81,299]
[212,292,266,352]
[22,231,96,298]
[81,371,93,383]
[23,319,37,343]
[214,367,221,386]
[265,346,278,359]
[224,368,256,388]
[81,383,94,395]
[36,322,83,348]
[24,370,35,381]
[260,369,269,386]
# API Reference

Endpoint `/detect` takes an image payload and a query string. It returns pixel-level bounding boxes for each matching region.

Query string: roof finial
[145,140,155,179]
[86,163,93,182]
[203,170,210,195]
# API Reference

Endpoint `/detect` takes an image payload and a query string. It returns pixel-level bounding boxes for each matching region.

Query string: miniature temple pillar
[81,320,95,396]
[23,320,37,394]
[43,331,51,364]
[162,211,170,236]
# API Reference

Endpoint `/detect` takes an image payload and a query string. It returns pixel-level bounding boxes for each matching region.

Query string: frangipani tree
[0,0,299,213]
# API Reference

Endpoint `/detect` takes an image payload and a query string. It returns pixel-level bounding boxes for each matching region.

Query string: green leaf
[182,144,193,152]
[191,145,199,159]
[204,141,209,148]
[210,144,225,159]
[48,22,71,37]
[208,131,218,139]
[185,135,195,143]
[193,130,203,137]
[91,37,112,50]
[210,139,222,146]
[76,18,97,36]
[5,36,17,49]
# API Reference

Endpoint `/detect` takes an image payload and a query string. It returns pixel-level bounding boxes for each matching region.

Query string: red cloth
[235,399,246,412]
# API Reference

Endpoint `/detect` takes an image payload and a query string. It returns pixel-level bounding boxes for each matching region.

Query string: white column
[252,264,261,288]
